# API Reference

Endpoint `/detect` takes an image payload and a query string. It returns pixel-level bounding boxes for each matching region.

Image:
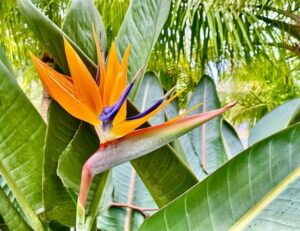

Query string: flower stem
[76,162,94,230]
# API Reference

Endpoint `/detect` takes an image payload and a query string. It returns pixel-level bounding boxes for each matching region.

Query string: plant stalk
[76,161,94,231]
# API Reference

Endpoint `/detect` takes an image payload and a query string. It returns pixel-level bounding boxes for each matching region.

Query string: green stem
[76,200,86,231]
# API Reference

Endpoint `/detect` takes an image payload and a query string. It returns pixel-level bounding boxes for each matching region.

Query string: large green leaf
[180,75,242,179]
[249,98,300,146]
[140,123,300,230]
[0,188,31,231]
[42,101,79,226]
[62,0,107,62]
[0,46,45,230]
[57,123,99,191]
[115,0,171,97]
[221,119,244,157]
[0,176,31,231]
[18,0,98,73]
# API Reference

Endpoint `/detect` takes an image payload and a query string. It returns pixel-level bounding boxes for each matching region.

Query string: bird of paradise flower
[31,31,236,230]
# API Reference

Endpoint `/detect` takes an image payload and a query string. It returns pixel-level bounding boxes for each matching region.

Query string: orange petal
[92,27,106,102]
[31,54,100,125]
[110,45,130,103]
[112,45,131,125]
[31,54,74,94]
[64,38,102,115]
[111,92,180,138]
[104,42,120,106]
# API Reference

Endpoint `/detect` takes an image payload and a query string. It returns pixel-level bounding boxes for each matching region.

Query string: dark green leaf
[42,101,79,226]
[18,0,97,73]
[62,0,107,61]
[57,122,110,230]
[115,0,171,97]
[18,0,68,72]
[0,45,45,230]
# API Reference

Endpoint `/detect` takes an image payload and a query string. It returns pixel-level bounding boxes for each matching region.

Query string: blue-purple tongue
[99,65,145,129]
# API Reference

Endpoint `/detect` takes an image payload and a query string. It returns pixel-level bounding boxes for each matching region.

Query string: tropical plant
[0,0,300,231]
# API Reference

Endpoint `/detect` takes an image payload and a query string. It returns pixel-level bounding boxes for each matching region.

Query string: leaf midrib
[229,167,300,230]
[0,162,43,230]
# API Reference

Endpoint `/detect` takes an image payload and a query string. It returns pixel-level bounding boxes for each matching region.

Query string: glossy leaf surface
[115,0,171,97]
[140,124,300,230]
[249,98,300,146]
[0,45,45,230]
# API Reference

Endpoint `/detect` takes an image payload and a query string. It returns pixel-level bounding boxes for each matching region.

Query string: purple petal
[126,99,164,120]
[99,81,134,124]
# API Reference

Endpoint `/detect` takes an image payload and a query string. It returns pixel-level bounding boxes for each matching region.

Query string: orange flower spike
[31,54,100,125]
[92,27,106,99]
[103,42,121,106]
[111,45,131,125]
[64,38,103,115]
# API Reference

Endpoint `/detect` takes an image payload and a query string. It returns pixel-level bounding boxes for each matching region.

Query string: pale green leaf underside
[249,98,300,146]
[244,173,300,230]
[140,124,300,230]
[180,75,241,179]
